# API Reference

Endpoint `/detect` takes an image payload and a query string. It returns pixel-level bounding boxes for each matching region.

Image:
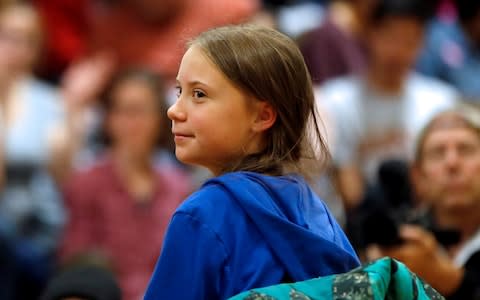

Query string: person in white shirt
[316,0,458,211]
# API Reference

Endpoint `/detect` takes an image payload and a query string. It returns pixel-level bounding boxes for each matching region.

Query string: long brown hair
[189,24,330,177]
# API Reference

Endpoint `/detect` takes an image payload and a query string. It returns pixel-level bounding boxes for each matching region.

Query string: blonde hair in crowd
[414,102,480,164]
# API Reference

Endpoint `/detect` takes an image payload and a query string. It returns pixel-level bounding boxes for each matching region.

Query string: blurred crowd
[0,0,479,299]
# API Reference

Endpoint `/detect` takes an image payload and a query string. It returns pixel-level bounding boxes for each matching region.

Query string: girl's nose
[167,99,186,122]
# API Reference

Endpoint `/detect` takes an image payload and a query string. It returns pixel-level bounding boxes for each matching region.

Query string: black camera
[347,159,460,249]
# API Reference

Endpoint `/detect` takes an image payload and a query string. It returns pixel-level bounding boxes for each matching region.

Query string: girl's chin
[173,155,214,172]
[174,154,198,166]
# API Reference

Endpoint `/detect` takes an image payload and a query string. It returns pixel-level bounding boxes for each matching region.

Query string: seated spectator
[31,0,90,83]
[370,105,480,299]
[32,0,259,83]
[299,0,375,84]
[417,0,480,101]
[0,3,68,299]
[59,69,191,300]
[299,0,377,223]
[317,0,458,210]
[88,0,258,83]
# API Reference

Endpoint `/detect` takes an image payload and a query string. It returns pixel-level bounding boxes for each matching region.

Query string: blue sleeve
[144,212,228,300]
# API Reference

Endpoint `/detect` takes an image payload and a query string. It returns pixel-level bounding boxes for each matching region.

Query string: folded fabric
[228,257,444,300]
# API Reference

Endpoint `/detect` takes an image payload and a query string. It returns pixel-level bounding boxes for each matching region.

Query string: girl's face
[107,78,161,156]
[168,46,263,175]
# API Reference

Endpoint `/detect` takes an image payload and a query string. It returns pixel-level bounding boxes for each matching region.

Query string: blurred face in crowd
[367,16,424,84]
[107,78,162,157]
[351,0,378,21]
[0,4,42,77]
[414,121,480,226]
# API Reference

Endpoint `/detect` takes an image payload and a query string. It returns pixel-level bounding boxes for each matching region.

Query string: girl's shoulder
[173,171,288,222]
[173,171,307,224]
[170,178,253,249]
[174,179,239,222]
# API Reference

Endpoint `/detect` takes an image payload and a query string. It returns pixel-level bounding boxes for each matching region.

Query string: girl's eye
[193,90,206,98]
[175,86,182,97]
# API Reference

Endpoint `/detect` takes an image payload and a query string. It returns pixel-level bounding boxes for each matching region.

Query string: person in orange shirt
[34,0,259,84]
[89,0,259,83]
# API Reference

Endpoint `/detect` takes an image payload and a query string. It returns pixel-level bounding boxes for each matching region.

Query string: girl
[144,24,359,300]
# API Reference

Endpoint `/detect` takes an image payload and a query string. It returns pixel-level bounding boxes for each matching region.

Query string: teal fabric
[228,257,445,300]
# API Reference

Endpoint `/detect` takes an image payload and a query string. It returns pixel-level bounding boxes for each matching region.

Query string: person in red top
[90,0,259,82]
[60,69,191,300]
[33,0,259,83]
[31,0,90,82]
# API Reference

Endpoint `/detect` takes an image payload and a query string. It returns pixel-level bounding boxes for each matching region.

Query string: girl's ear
[252,101,277,133]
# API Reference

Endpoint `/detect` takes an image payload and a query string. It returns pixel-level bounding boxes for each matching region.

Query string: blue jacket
[144,172,359,299]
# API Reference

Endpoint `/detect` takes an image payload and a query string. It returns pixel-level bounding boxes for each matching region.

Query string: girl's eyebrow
[176,78,210,87]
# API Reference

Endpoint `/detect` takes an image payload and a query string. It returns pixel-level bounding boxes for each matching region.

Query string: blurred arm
[335,165,364,211]
[376,225,464,296]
